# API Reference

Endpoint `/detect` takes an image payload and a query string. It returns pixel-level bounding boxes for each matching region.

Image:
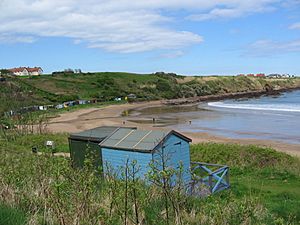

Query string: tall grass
[1,134,299,224]
[191,143,300,222]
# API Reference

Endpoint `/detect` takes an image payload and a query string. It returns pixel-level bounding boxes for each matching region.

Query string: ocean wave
[208,102,300,112]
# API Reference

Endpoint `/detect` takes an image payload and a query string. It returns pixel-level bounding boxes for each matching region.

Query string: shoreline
[47,92,300,157]
[162,86,300,105]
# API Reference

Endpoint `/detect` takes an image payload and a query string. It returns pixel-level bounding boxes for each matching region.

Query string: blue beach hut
[99,127,192,184]
[69,126,230,194]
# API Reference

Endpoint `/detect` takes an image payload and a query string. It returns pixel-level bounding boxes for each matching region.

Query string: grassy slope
[1,73,300,117]
[191,143,300,222]
[0,134,299,224]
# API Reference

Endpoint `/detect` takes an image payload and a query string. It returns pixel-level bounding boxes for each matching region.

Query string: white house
[9,67,43,76]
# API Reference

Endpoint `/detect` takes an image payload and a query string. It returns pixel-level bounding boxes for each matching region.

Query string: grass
[190,143,300,222]
[5,133,70,153]
[0,204,27,225]
[0,133,300,224]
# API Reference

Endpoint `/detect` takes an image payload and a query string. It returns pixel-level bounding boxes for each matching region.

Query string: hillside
[1,72,300,114]
[0,134,299,224]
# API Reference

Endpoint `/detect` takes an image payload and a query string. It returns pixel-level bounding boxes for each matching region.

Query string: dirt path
[48,101,300,157]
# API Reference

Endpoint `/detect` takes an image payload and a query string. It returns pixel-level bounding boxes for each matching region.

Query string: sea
[130,90,300,144]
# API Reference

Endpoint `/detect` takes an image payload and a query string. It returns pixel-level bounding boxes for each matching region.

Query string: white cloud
[0,0,284,53]
[281,0,300,8]
[0,34,37,44]
[245,39,300,56]
[289,22,300,29]
[186,0,278,21]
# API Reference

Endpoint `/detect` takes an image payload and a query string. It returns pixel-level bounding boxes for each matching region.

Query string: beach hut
[69,126,120,168]
[69,126,192,184]
[100,127,192,184]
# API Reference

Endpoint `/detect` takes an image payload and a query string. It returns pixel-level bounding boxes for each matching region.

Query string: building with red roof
[8,67,43,76]
[256,73,265,77]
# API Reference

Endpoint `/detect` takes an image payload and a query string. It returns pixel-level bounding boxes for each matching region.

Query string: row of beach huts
[237,73,296,78]
[4,99,100,117]
[3,94,137,117]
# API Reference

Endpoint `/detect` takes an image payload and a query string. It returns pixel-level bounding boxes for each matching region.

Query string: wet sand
[47,101,300,157]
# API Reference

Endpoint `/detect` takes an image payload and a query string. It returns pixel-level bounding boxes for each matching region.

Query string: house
[247,74,255,77]
[8,67,43,76]
[9,67,29,76]
[267,74,281,79]
[69,126,192,184]
[27,67,43,76]
[255,73,265,77]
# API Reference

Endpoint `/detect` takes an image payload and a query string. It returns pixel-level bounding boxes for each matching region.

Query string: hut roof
[100,127,191,152]
[69,126,120,142]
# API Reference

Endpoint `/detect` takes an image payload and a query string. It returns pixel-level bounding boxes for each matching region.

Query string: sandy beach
[47,101,300,157]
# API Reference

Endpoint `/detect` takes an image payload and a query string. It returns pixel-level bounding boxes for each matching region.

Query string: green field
[0,133,299,224]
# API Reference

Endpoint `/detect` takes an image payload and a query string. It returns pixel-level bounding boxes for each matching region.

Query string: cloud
[244,39,300,56]
[0,0,284,53]
[281,0,300,8]
[289,22,300,29]
[0,34,37,44]
[186,1,278,21]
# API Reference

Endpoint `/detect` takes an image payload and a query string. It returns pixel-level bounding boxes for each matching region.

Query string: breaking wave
[207,102,300,113]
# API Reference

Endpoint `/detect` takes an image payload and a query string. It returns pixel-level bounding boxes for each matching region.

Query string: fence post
[208,175,213,193]
[225,168,229,186]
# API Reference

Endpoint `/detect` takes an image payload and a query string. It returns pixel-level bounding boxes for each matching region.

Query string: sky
[0,0,300,75]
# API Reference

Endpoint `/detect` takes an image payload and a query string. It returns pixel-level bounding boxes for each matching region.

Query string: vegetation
[0,132,299,224]
[191,143,300,222]
[1,73,300,224]
[1,73,300,115]
[0,204,27,225]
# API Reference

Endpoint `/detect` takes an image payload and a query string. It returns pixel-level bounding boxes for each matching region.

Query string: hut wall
[153,135,191,184]
[101,147,152,179]
[69,139,102,168]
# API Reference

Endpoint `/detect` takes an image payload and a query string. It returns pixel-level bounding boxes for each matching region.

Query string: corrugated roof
[69,126,120,142]
[100,127,191,152]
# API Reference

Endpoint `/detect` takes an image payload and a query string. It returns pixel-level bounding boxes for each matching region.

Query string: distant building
[255,73,265,77]
[74,69,82,74]
[8,67,43,76]
[64,69,74,74]
[247,74,255,77]
[267,74,281,78]
[127,93,137,99]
